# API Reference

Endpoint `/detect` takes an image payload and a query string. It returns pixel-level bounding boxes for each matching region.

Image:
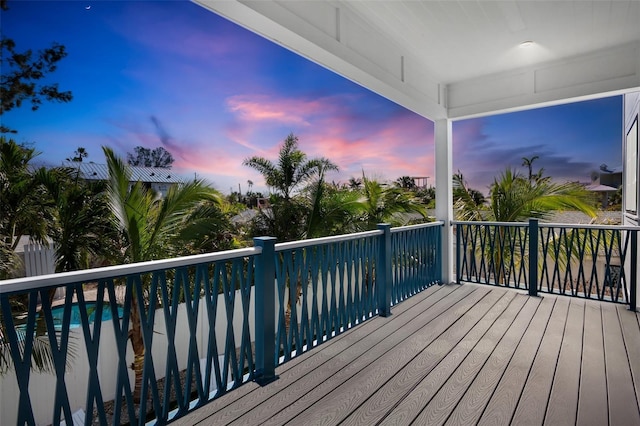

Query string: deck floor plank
[380,292,528,426]
[618,305,640,415]
[510,297,570,426]
[602,303,640,425]
[342,289,516,426]
[258,287,490,426]
[576,301,608,426]
[179,283,454,425]
[544,298,585,426]
[173,284,640,426]
[229,285,475,426]
[442,296,552,426]
[478,296,560,425]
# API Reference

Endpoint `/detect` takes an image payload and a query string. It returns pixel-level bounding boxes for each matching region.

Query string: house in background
[66,162,183,198]
[597,164,623,189]
[587,164,623,208]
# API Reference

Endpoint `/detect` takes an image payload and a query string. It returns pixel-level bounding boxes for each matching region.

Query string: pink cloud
[225,94,352,126]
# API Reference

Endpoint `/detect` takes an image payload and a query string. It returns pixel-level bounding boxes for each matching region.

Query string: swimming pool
[50,301,124,328]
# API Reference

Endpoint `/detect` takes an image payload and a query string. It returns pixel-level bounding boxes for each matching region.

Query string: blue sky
[1,1,622,194]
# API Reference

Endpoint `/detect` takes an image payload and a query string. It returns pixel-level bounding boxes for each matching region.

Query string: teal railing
[0,222,442,426]
[390,222,442,304]
[455,220,638,309]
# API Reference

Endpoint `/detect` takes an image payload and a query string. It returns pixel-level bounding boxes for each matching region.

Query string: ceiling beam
[447,41,640,119]
[194,1,640,122]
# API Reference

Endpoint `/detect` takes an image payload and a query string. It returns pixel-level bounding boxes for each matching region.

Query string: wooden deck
[174,283,640,426]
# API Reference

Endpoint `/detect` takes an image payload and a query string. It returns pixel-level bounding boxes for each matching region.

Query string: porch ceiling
[194,0,640,120]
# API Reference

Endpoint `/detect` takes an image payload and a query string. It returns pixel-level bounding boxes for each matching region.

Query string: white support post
[434,119,454,284]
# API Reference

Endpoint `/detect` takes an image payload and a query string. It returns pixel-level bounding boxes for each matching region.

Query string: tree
[395,176,416,190]
[39,167,118,272]
[456,167,595,222]
[244,133,338,242]
[453,172,486,221]
[1,34,72,133]
[456,167,596,286]
[103,146,221,402]
[415,186,436,208]
[243,133,337,201]
[357,175,427,230]
[0,138,54,278]
[66,146,88,163]
[347,176,362,190]
[521,155,540,183]
[489,168,595,222]
[126,146,174,168]
[303,180,362,238]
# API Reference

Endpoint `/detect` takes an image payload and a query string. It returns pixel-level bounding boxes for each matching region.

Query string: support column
[253,236,278,385]
[435,118,454,284]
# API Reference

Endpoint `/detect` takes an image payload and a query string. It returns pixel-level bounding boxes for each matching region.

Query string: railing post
[253,236,278,385]
[378,224,392,317]
[528,219,539,297]
[455,223,461,284]
[630,230,637,312]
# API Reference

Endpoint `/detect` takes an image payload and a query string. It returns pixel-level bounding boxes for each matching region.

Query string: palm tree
[66,146,88,162]
[0,138,54,275]
[395,176,416,190]
[453,172,486,221]
[488,168,595,222]
[38,166,117,272]
[347,176,362,190]
[0,140,74,376]
[521,155,540,183]
[358,175,427,230]
[243,133,337,201]
[303,173,362,239]
[244,133,338,242]
[456,167,596,285]
[103,146,222,402]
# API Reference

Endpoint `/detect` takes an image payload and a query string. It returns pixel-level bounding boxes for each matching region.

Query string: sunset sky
[2,1,622,195]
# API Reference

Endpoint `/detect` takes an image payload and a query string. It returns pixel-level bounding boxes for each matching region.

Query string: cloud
[226,95,316,126]
[453,118,598,193]
[219,92,435,188]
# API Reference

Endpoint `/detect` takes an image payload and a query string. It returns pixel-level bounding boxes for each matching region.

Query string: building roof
[599,165,623,174]
[66,162,184,184]
[586,184,618,192]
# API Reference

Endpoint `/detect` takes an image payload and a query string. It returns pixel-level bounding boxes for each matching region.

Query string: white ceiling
[197,0,640,119]
[339,0,640,84]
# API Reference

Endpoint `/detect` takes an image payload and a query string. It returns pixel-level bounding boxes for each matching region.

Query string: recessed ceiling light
[519,41,534,48]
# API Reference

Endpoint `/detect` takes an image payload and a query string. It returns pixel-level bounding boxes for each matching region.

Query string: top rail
[275,229,383,251]
[390,221,444,233]
[0,246,261,294]
[540,222,640,231]
[453,220,640,232]
[452,220,529,227]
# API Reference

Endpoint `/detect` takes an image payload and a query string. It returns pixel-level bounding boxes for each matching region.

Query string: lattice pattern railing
[455,220,638,307]
[391,222,443,304]
[0,222,442,425]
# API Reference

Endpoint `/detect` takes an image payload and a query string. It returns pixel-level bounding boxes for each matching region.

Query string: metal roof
[66,162,184,184]
[585,184,618,192]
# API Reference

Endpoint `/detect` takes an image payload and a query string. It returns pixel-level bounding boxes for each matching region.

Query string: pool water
[50,302,124,327]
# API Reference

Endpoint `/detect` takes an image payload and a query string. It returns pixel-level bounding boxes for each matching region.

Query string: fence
[455,219,638,309]
[0,222,442,425]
